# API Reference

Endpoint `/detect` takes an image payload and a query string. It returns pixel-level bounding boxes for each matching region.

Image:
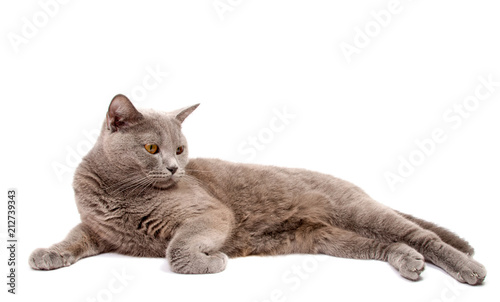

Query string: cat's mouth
[147,171,183,189]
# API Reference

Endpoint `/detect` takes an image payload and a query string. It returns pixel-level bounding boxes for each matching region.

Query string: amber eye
[145,144,159,154]
[176,146,184,155]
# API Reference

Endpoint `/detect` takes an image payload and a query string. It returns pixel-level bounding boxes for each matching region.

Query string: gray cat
[29,94,486,285]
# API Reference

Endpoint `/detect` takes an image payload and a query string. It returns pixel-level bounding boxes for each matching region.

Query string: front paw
[169,250,228,274]
[201,252,228,274]
[29,248,75,270]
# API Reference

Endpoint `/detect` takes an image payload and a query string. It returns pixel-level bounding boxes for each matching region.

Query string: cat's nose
[166,166,178,175]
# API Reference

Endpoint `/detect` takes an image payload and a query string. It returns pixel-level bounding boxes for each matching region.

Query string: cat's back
[186,158,359,207]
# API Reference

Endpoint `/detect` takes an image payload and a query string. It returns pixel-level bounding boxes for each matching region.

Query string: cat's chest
[96,184,218,255]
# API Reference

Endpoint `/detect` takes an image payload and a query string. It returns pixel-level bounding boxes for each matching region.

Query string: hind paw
[454,258,486,285]
[398,253,425,281]
[388,243,425,281]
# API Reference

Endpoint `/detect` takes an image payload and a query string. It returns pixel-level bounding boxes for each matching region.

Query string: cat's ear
[174,104,199,123]
[106,94,144,132]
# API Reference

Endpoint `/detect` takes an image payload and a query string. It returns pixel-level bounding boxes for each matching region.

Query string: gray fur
[29,94,486,284]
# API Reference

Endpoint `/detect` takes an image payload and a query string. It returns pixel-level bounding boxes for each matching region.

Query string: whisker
[112,179,145,194]
[103,170,203,198]
[182,174,206,189]
[107,175,152,197]
[124,177,152,198]
[137,179,155,197]
[104,175,145,191]
[184,169,213,174]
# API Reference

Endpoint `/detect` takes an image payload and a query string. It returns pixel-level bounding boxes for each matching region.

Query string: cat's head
[100,94,198,190]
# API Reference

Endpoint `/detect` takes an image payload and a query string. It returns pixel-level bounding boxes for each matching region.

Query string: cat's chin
[152,178,178,190]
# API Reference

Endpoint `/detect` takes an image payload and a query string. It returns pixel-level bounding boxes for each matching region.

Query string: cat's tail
[395,210,475,256]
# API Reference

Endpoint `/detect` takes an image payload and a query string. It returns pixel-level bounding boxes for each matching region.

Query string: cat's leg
[29,223,106,270]
[314,227,425,281]
[336,197,486,285]
[166,209,233,274]
[394,210,475,256]
[400,226,486,285]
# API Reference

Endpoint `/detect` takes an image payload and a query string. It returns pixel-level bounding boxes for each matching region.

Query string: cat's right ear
[174,103,200,123]
[106,94,143,132]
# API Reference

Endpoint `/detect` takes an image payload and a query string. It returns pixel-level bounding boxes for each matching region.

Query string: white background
[1,0,499,301]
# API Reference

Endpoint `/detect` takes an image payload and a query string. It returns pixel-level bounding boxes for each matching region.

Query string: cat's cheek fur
[140,153,162,172]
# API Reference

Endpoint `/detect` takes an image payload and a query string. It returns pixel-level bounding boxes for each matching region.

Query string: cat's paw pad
[29,248,74,270]
[455,259,486,285]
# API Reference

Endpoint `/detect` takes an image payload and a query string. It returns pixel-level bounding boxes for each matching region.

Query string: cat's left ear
[174,104,200,123]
